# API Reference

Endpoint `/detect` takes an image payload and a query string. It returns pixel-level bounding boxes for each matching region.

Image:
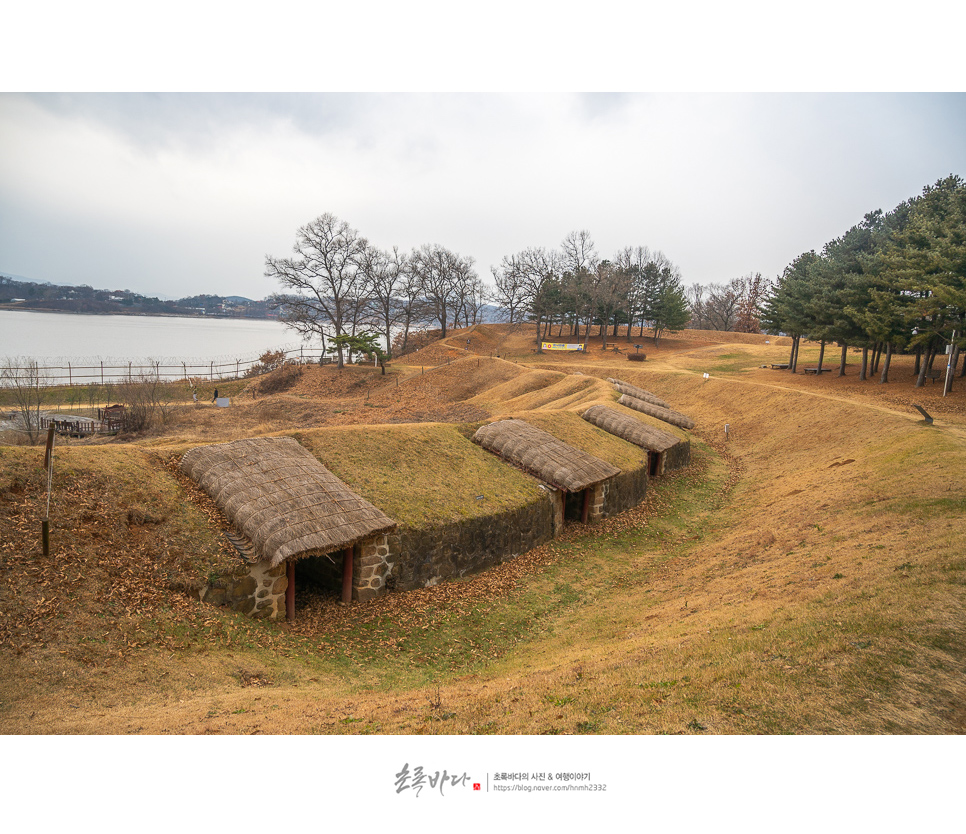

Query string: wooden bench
[770,363,789,370]
[803,367,832,374]
[925,369,942,384]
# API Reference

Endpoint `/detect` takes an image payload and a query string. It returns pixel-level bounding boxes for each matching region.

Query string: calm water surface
[0,310,316,364]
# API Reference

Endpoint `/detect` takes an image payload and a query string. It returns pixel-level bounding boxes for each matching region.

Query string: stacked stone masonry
[354,533,392,602]
[196,559,287,620]
[387,496,558,593]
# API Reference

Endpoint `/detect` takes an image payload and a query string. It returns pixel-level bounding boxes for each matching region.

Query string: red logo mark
[473,783,481,791]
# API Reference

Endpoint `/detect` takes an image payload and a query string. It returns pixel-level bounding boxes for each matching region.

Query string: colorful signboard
[541,342,585,351]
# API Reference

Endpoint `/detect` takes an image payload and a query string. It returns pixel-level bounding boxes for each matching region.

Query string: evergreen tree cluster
[491,232,690,348]
[760,175,966,387]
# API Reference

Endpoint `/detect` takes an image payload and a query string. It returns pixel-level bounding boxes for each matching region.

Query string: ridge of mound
[390,355,524,403]
[467,369,565,407]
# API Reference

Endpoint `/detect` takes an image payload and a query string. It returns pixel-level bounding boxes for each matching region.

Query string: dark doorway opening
[287,551,344,621]
[648,451,662,478]
[293,551,342,606]
[563,488,591,523]
[290,547,355,618]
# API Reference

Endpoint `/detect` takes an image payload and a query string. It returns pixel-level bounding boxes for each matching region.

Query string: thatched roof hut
[180,437,397,568]
[472,419,620,492]
[581,405,680,452]
[618,394,696,430]
[607,379,671,409]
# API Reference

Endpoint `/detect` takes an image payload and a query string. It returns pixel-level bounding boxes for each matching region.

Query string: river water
[0,310,324,383]
[0,310,318,361]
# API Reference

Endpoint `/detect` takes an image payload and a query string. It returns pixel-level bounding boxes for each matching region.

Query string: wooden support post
[581,488,590,524]
[286,561,295,621]
[912,404,933,424]
[342,547,353,603]
[43,425,55,470]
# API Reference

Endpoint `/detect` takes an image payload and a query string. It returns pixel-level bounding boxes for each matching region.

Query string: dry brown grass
[295,423,545,526]
[1,324,964,735]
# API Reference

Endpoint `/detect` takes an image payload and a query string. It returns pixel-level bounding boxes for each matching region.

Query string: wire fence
[0,344,328,388]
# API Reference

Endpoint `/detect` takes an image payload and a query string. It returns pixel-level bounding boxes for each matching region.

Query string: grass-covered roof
[295,422,546,527]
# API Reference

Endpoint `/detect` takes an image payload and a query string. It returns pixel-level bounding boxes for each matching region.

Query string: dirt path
[585,345,966,443]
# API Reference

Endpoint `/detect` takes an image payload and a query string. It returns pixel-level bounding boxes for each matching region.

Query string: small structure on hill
[618,393,696,430]
[582,405,690,476]
[98,404,126,430]
[180,437,397,618]
[473,419,621,524]
[607,379,671,409]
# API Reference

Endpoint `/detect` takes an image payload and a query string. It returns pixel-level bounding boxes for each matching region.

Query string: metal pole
[944,330,957,397]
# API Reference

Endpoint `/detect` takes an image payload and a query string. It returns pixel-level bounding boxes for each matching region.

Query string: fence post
[101,361,104,384]
[68,362,72,386]
[183,362,187,383]
[210,361,213,381]
[236,360,240,379]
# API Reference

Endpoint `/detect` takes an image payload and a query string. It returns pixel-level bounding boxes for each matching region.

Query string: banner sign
[541,342,585,351]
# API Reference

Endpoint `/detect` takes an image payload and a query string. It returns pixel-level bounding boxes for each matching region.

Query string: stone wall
[599,464,649,518]
[353,533,392,602]
[664,439,691,473]
[386,495,558,592]
[195,558,288,620]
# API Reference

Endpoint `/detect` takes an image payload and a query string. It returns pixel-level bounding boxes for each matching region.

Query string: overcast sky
[3,0,964,303]
[2,92,963,301]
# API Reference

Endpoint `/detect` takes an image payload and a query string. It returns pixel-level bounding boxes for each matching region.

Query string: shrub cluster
[255,363,303,395]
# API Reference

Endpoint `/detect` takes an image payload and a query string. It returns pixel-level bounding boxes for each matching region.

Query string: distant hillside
[0,275,273,319]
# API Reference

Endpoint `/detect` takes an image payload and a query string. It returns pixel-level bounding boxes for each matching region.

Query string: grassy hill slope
[1,325,964,734]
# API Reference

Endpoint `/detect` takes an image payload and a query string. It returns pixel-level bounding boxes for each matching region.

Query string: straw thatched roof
[473,419,620,492]
[618,394,696,430]
[180,437,396,568]
[581,405,681,452]
[607,379,671,409]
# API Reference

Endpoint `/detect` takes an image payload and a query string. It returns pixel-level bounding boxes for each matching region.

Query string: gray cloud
[2,92,964,300]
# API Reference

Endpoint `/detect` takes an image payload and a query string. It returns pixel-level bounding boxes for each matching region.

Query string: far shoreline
[0,305,275,321]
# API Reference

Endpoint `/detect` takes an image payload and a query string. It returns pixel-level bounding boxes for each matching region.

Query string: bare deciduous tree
[1,357,50,444]
[265,213,370,369]
[491,256,528,324]
[362,245,410,355]
[115,365,173,433]
[410,244,476,338]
